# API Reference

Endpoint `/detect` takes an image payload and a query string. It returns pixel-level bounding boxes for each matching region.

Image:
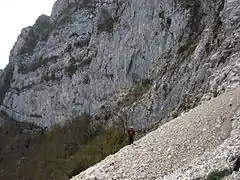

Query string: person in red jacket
[129,125,135,144]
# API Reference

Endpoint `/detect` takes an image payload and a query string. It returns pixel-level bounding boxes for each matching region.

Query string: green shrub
[15,115,128,180]
[64,60,79,79]
[18,55,58,74]
[181,0,195,9]
[206,169,232,180]
[66,121,128,178]
[171,110,178,119]
[0,65,14,104]
[0,111,44,180]
[119,78,153,108]
[42,72,62,82]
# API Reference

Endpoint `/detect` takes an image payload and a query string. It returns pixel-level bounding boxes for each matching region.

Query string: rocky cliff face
[1,0,240,129]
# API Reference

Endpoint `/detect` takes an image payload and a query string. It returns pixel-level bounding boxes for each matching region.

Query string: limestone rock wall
[1,0,240,129]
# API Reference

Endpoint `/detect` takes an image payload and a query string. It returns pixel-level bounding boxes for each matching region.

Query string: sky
[0,0,56,69]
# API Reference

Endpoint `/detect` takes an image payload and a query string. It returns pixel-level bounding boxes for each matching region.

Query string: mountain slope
[0,0,239,179]
[0,0,239,133]
[71,87,240,180]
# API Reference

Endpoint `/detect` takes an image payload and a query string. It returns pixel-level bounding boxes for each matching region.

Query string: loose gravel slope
[71,88,240,180]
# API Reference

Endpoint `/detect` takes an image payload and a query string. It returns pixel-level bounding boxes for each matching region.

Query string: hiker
[129,125,135,144]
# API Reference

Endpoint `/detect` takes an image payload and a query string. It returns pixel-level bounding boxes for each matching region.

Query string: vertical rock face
[1,0,240,128]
